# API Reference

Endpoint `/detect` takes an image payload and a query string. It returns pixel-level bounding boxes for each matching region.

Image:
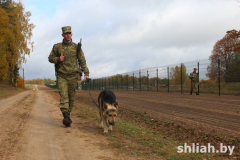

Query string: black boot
[62,112,70,127]
[190,92,192,95]
[196,92,198,95]
[69,113,72,125]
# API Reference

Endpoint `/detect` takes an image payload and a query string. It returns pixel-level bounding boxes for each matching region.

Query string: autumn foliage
[170,64,190,85]
[17,76,24,89]
[207,29,240,82]
[0,0,35,86]
[25,78,55,85]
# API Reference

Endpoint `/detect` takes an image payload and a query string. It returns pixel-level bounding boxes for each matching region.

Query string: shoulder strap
[59,43,63,56]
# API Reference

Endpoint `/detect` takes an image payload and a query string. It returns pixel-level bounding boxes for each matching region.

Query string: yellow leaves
[0,8,9,28]
[0,8,12,81]
[17,77,24,89]
[0,1,35,82]
[170,64,189,85]
[0,51,9,82]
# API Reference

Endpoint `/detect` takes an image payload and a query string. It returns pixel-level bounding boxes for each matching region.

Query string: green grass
[0,92,11,97]
[73,101,212,160]
[0,85,25,99]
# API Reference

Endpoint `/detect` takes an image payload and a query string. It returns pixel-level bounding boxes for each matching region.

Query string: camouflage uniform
[48,26,89,115]
[188,68,199,95]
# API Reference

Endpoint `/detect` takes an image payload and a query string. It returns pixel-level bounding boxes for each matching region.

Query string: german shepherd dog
[98,90,118,133]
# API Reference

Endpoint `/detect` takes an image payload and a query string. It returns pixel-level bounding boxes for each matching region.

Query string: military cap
[61,26,71,33]
[194,68,197,70]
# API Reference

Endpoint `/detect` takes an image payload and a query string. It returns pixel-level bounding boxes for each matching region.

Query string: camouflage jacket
[188,72,199,82]
[48,40,89,76]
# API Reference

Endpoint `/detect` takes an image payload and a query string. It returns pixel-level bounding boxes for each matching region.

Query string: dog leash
[86,78,100,109]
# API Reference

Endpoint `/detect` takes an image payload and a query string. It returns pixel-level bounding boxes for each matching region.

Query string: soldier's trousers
[190,81,198,93]
[58,74,78,113]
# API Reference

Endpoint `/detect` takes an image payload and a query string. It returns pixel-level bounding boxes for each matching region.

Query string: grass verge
[72,97,217,160]
[0,84,24,100]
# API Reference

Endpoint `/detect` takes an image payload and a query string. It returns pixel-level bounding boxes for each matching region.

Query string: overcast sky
[18,0,240,80]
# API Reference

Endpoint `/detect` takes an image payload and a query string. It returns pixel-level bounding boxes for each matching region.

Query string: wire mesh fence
[81,58,240,95]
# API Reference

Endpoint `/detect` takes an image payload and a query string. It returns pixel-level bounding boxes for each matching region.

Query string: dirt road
[1,85,239,159]
[0,85,131,160]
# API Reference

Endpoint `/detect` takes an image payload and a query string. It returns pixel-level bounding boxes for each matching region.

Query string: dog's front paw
[108,125,112,131]
[103,130,108,134]
[99,121,103,128]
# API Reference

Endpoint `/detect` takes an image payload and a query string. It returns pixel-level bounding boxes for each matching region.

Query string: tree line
[25,78,55,85]
[0,0,34,86]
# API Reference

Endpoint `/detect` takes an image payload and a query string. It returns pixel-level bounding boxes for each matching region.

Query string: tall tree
[207,29,240,81]
[0,7,14,82]
[0,0,35,84]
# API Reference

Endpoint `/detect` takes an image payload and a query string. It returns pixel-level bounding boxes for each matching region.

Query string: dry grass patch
[0,84,24,100]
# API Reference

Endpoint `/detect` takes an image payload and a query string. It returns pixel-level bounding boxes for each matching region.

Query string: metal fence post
[116,76,118,91]
[181,63,183,94]
[112,76,113,90]
[103,78,104,90]
[218,59,221,96]
[157,69,158,91]
[168,67,169,93]
[121,75,122,90]
[91,80,92,90]
[127,75,128,91]
[23,68,25,89]
[147,70,149,91]
[91,79,93,90]
[198,61,199,95]
[92,79,93,90]
[109,77,110,90]
[133,73,134,91]
[139,71,141,91]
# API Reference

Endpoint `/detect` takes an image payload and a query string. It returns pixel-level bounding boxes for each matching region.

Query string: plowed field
[76,91,240,136]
